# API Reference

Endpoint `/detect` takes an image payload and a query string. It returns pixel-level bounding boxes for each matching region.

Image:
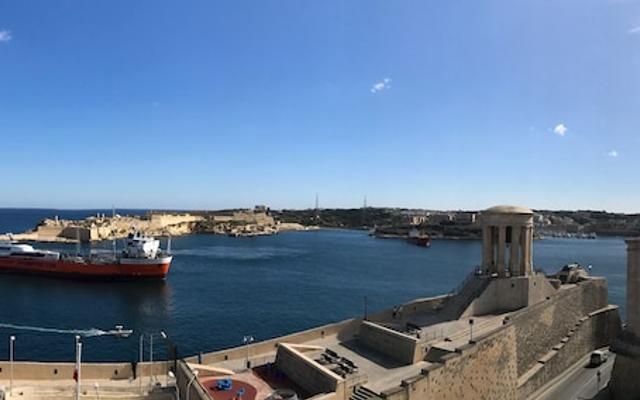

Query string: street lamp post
[160,331,169,386]
[243,335,254,369]
[9,335,15,396]
[149,333,154,384]
[168,371,180,400]
[139,334,144,393]
[75,338,82,400]
[185,370,199,400]
[469,319,475,343]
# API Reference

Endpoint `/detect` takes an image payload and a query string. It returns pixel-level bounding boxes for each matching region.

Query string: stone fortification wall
[381,324,518,400]
[368,294,452,325]
[0,360,168,381]
[193,293,452,366]
[149,214,203,228]
[377,279,617,400]
[358,321,421,365]
[511,278,609,376]
[193,318,361,365]
[35,225,65,240]
[462,275,556,317]
[275,344,342,396]
[517,305,621,399]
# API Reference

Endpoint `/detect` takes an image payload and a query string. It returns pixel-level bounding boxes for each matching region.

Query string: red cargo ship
[0,232,173,279]
[407,228,431,247]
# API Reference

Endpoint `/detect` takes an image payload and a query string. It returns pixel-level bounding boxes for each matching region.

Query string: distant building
[453,212,476,224]
[428,213,454,224]
[410,215,428,225]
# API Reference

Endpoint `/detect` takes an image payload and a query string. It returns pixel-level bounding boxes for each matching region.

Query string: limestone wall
[462,275,556,317]
[357,321,421,365]
[193,318,361,365]
[368,295,452,325]
[275,344,342,396]
[193,294,451,366]
[377,279,618,400]
[381,325,519,400]
[0,360,168,381]
[510,278,609,376]
[517,305,621,399]
[35,225,64,240]
[149,214,203,228]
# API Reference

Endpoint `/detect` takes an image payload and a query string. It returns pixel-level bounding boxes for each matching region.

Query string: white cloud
[608,150,619,158]
[0,30,11,43]
[370,78,391,93]
[629,26,640,34]
[553,123,568,136]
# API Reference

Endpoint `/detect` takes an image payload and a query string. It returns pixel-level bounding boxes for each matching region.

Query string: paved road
[530,351,615,400]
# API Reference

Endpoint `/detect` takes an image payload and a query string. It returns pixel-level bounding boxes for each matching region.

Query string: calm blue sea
[0,209,629,362]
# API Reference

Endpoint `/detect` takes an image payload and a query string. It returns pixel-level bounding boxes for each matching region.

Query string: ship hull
[407,237,431,247]
[0,256,172,280]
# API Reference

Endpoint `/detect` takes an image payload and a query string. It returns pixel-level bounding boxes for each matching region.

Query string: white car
[590,349,609,366]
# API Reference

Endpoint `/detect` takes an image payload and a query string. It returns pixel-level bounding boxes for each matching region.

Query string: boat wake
[0,323,108,337]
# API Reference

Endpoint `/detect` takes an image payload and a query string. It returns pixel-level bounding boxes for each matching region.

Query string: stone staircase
[350,386,383,400]
[441,275,491,320]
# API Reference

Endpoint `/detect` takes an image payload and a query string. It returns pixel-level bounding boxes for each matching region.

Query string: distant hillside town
[276,207,640,239]
[2,206,639,243]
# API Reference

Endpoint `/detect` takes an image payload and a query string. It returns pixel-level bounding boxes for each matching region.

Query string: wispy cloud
[629,26,640,34]
[553,123,568,136]
[608,150,619,158]
[0,30,11,43]
[370,78,391,94]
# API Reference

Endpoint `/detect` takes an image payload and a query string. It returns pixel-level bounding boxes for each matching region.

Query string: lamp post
[168,371,180,400]
[160,331,169,386]
[243,335,254,369]
[75,337,82,400]
[9,335,15,396]
[185,370,199,400]
[469,319,475,343]
[139,334,144,393]
[149,333,154,384]
[364,296,368,321]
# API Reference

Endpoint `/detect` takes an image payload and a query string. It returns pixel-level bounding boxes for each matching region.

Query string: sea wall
[0,360,168,381]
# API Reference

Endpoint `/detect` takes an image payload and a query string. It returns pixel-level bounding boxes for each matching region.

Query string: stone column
[520,226,532,276]
[482,225,492,270]
[525,226,533,275]
[497,226,506,277]
[509,226,521,276]
[626,239,640,337]
[520,227,529,276]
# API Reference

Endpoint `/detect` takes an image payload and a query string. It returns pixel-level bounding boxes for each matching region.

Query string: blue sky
[1,1,639,211]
